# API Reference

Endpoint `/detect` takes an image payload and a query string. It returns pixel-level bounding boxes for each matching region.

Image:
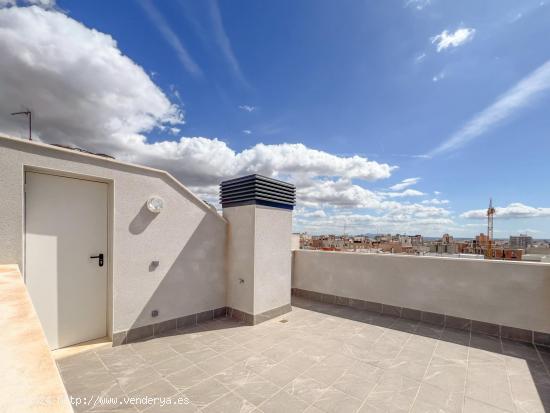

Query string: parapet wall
[292,250,550,339]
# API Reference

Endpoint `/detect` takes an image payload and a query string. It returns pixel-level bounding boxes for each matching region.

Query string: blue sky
[1,0,550,237]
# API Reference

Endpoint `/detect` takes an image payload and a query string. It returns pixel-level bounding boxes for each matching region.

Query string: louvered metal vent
[220,174,295,210]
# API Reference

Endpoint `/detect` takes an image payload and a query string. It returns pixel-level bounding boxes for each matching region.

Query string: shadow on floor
[291,295,550,411]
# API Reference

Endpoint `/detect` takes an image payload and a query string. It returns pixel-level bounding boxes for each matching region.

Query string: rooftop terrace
[55,295,550,413]
[2,137,550,413]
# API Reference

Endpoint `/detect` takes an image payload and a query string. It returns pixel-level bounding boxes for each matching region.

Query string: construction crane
[486,198,495,259]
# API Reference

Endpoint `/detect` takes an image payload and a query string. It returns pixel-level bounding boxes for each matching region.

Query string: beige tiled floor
[56,296,550,412]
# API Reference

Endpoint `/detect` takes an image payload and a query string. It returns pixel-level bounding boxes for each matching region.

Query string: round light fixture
[146,196,164,213]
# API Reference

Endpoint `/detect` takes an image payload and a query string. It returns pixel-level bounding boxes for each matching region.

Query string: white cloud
[138,0,202,77]
[294,208,327,219]
[431,28,475,52]
[432,71,445,82]
[295,206,454,235]
[208,0,248,88]
[242,130,252,134]
[516,228,541,234]
[460,203,550,219]
[0,0,55,7]
[429,60,550,156]
[121,140,396,196]
[422,198,450,205]
[405,0,431,11]
[238,105,256,112]
[415,53,426,64]
[389,177,420,191]
[297,179,382,209]
[0,6,182,146]
[294,177,452,234]
[383,189,425,198]
[0,7,396,207]
[0,6,455,234]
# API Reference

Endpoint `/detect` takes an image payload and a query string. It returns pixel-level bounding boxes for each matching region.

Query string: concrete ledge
[113,307,228,346]
[0,265,72,412]
[227,304,292,325]
[292,287,550,347]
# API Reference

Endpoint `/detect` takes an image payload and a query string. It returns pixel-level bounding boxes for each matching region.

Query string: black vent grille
[220,174,295,210]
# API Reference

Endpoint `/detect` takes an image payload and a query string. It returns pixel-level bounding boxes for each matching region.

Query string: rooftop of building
[54,295,550,413]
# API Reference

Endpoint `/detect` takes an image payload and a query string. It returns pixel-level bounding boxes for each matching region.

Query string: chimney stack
[220,174,295,324]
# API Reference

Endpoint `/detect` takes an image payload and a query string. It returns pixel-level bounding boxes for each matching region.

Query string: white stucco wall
[0,136,227,334]
[291,234,300,251]
[293,250,550,333]
[254,206,292,314]
[224,205,255,314]
[224,205,292,315]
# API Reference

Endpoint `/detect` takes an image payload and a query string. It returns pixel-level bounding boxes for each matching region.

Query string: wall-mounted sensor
[146,197,164,213]
[151,310,159,317]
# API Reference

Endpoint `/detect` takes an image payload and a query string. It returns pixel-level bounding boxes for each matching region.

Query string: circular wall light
[146,196,164,213]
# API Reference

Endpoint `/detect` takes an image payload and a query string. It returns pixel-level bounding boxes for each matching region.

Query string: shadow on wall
[129,203,158,235]
[123,212,226,341]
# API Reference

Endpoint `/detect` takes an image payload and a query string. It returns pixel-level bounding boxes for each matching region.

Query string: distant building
[509,234,533,249]
[429,233,460,254]
[442,233,453,244]
[489,248,523,261]
[411,235,423,246]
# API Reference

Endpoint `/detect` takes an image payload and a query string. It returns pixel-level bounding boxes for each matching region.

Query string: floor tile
[313,387,363,413]
[176,346,218,364]
[411,382,464,413]
[214,363,256,390]
[165,365,209,390]
[242,354,278,374]
[56,300,550,413]
[260,361,302,387]
[221,346,254,363]
[207,337,237,353]
[433,341,469,363]
[261,342,297,363]
[259,389,309,413]
[112,365,162,394]
[362,372,420,412]
[283,375,328,405]
[143,392,200,412]
[182,377,230,408]
[152,355,193,376]
[233,373,280,406]
[128,379,178,410]
[464,397,514,413]
[424,362,467,392]
[304,360,348,386]
[196,354,235,376]
[135,346,179,365]
[201,391,256,413]
[332,370,378,400]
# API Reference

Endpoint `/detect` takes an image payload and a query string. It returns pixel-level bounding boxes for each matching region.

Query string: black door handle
[90,253,104,267]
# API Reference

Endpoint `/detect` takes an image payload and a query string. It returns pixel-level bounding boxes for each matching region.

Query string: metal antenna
[11,110,32,140]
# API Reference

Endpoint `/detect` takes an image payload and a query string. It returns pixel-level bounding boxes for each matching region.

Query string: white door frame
[23,165,114,343]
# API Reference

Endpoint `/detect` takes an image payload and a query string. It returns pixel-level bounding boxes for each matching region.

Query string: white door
[25,172,108,349]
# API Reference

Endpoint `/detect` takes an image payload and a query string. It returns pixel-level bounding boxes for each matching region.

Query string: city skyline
[1,1,550,236]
